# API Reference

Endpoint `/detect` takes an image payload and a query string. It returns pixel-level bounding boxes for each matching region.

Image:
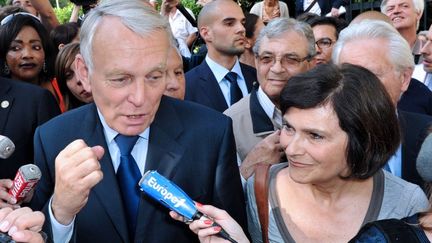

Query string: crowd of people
[0,0,431,242]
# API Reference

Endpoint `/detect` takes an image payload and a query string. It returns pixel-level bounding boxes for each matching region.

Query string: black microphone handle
[193,212,238,243]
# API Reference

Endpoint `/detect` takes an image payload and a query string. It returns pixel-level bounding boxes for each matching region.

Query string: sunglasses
[1,12,40,26]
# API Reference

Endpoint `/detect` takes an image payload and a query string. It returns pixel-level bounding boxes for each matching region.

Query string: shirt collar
[97,108,150,144]
[257,86,276,120]
[205,55,244,83]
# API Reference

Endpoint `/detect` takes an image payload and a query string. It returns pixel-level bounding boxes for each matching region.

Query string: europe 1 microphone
[139,170,238,243]
[0,135,15,159]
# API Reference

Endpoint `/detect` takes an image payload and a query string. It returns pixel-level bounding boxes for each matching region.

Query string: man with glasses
[224,18,316,180]
[308,16,343,64]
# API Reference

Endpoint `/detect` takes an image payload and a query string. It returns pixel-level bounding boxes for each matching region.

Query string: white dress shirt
[205,55,249,107]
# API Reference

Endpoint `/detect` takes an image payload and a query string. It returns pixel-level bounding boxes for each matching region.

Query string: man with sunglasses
[224,18,316,181]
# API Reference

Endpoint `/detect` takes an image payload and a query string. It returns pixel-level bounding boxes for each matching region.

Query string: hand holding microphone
[0,207,46,243]
[139,171,242,243]
[0,164,41,209]
[170,204,250,243]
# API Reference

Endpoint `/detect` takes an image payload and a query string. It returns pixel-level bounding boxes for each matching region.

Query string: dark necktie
[115,134,141,240]
[225,72,243,105]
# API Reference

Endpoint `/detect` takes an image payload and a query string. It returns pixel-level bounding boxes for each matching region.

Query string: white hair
[380,0,424,29]
[79,0,172,72]
[332,20,414,73]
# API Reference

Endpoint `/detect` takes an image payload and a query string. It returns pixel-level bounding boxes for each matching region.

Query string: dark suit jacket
[0,78,60,179]
[295,0,347,16]
[31,96,247,243]
[398,78,432,116]
[185,61,256,112]
[399,110,432,188]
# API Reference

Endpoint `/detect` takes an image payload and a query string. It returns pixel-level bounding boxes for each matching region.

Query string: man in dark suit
[333,20,432,188]
[30,1,247,243]
[0,78,60,180]
[398,78,432,116]
[185,0,256,113]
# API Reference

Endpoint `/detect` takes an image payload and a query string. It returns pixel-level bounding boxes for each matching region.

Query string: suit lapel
[135,97,185,242]
[198,62,229,111]
[250,89,275,135]
[0,79,13,133]
[398,110,409,179]
[240,63,257,92]
[82,104,129,243]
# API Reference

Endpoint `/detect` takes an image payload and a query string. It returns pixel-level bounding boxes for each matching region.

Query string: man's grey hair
[80,0,172,72]
[380,0,424,29]
[332,20,414,73]
[252,17,316,58]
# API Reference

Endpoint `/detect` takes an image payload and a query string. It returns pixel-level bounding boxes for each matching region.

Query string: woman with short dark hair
[171,63,429,243]
[246,63,426,242]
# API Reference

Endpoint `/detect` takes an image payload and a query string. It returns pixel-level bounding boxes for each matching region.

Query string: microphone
[417,133,432,182]
[8,164,41,203]
[139,171,237,243]
[0,135,15,159]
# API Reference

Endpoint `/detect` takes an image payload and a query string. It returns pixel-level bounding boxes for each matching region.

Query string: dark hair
[0,6,25,21]
[55,42,85,110]
[245,13,260,39]
[296,12,320,23]
[50,22,80,51]
[280,63,400,179]
[0,14,55,84]
[309,16,347,39]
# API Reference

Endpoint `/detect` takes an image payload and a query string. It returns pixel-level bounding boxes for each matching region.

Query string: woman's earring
[3,63,9,75]
[43,61,47,73]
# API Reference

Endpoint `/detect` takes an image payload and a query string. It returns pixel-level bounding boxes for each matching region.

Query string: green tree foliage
[181,0,202,18]
[53,2,74,24]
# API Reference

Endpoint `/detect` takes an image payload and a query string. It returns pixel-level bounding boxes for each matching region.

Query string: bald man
[185,0,256,112]
[350,10,393,25]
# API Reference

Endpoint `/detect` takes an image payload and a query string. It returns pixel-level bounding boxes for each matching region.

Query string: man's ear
[245,38,252,49]
[400,67,413,92]
[200,26,211,43]
[75,54,91,93]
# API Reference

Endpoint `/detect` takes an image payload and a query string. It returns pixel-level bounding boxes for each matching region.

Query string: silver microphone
[0,135,15,159]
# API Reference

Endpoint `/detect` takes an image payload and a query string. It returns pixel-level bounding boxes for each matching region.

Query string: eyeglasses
[1,12,40,26]
[315,38,334,49]
[256,53,313,68]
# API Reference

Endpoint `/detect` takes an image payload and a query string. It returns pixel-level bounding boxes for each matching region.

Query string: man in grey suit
[224,18,316,180]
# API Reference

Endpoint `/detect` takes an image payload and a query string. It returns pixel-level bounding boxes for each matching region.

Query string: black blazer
[398,78,432,116]
[185,60,256,112]
[399,110,432,188]
[0,78,60,179]
[31,96,247,243]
